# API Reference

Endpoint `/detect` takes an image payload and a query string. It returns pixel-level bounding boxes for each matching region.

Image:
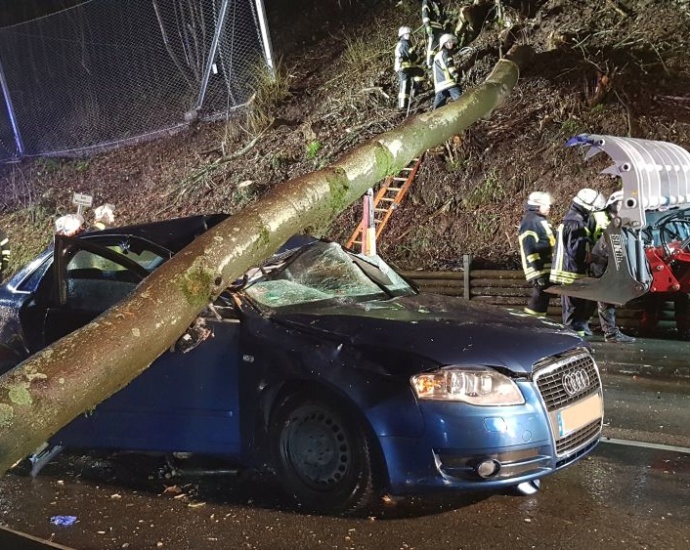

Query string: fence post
[254,0,275,76]
[195,0,231,114]
[0,55,24,158]
[463,254,471,300]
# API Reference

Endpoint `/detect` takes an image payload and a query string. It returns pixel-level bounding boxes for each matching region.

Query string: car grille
[534,349,601,410]
[555,419,600,455]
[533,348,603,459]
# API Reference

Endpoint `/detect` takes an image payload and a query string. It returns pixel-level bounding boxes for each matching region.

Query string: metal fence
[0,0,273,161]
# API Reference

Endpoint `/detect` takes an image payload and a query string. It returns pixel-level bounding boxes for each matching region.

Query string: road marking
[602,437,690,455]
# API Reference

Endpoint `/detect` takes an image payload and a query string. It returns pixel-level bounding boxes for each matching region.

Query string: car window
[245,242,414,308]
[13,253,53,293]
[70,244,166,273]
[63,249,144,311]
[58,235,169,309]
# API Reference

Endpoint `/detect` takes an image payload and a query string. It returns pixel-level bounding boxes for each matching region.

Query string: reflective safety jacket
[422,0,447,35]
[518,207,555,282]
[589,210,612,278]
[590,210,610,242]
[433,49,460,93]
[550,203,594,284]
[394,37,420,72]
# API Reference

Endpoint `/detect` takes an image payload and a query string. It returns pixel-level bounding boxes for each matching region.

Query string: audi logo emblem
[562,369,590,396]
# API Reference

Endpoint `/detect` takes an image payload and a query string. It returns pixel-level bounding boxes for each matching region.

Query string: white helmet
[527,191,553,208]
[573,188,606,211]
[398,26,412,38]
[439,33,457,49]
[605,190,623,210]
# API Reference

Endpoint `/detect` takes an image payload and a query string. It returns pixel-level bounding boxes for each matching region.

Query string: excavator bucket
[546,220,650,306]
[547,134,690,305]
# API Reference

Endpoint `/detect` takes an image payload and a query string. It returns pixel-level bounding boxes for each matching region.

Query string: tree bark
[0,46,533,475]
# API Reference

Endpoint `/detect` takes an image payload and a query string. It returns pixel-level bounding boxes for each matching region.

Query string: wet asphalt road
[1,373,689,550]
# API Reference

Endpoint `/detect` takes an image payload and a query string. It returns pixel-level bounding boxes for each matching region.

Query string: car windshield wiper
[349,255,395,297]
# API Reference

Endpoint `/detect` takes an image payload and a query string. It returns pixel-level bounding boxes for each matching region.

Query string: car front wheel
[269,392,379,515]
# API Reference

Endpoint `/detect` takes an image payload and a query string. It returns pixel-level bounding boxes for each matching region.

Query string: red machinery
[643,209,690,293]
[547,134,690,306]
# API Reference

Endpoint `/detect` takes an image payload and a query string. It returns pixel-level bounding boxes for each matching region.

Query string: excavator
[547,133,690,306]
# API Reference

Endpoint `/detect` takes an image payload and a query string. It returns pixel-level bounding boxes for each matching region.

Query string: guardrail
[399,255,682,333]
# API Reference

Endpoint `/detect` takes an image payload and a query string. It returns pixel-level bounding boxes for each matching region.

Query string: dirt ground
[1,0,690,271]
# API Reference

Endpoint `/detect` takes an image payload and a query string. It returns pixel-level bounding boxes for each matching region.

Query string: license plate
[551,392,603,438]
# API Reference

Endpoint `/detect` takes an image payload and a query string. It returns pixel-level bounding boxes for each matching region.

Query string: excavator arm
[546,134,690,306]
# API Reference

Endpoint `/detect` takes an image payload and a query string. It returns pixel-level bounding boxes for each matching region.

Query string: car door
[44,235,243,455]
[42,235,152,346]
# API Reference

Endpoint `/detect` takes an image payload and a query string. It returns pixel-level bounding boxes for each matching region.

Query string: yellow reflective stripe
[524,266,551,280]
[550,271,582,284]
[518,232,534,274]
[550,223,566,283]
[0,238,8,246]
[518,231,549,277]
[434,51,458,92]
[524,308,546,317]
[540,220,556,247]
[518,230,538,241]
[592,211,610,241]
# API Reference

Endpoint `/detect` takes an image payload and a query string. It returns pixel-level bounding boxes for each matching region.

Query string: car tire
[269,392,379,516]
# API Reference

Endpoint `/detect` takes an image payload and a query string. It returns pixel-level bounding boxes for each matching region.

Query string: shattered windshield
[244,242,415,308]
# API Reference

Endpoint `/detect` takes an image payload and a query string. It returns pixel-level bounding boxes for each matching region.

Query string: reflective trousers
[561,295,595,332]
[397,68,425,109]
[527,282,551,315]
[425,30,443,67]
[433,85,462,109]
[596,302,617,336]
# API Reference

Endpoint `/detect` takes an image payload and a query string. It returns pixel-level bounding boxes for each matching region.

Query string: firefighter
[0,227,10,277]
[588,191,635,343]
[90,203,115,231]
[432,33,462,110]
[518,191,555,317]
[454,3,476,47]
[394,26,425,111]
[550,188,606,336]
[422,0,448,68]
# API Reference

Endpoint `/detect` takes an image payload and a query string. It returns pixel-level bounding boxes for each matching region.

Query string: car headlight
[410,368,525,405]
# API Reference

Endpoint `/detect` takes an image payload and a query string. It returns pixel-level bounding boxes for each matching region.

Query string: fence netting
[0,0,268,160]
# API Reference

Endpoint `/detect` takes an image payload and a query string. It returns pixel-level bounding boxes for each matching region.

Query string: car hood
[273,293,584,376]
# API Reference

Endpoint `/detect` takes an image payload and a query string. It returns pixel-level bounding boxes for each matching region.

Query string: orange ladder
[346,155,424,251]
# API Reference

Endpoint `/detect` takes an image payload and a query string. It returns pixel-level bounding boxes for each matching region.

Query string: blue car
[0,214,603,514]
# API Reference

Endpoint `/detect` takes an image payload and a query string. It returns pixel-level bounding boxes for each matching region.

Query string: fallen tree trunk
[0,46,533,475]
